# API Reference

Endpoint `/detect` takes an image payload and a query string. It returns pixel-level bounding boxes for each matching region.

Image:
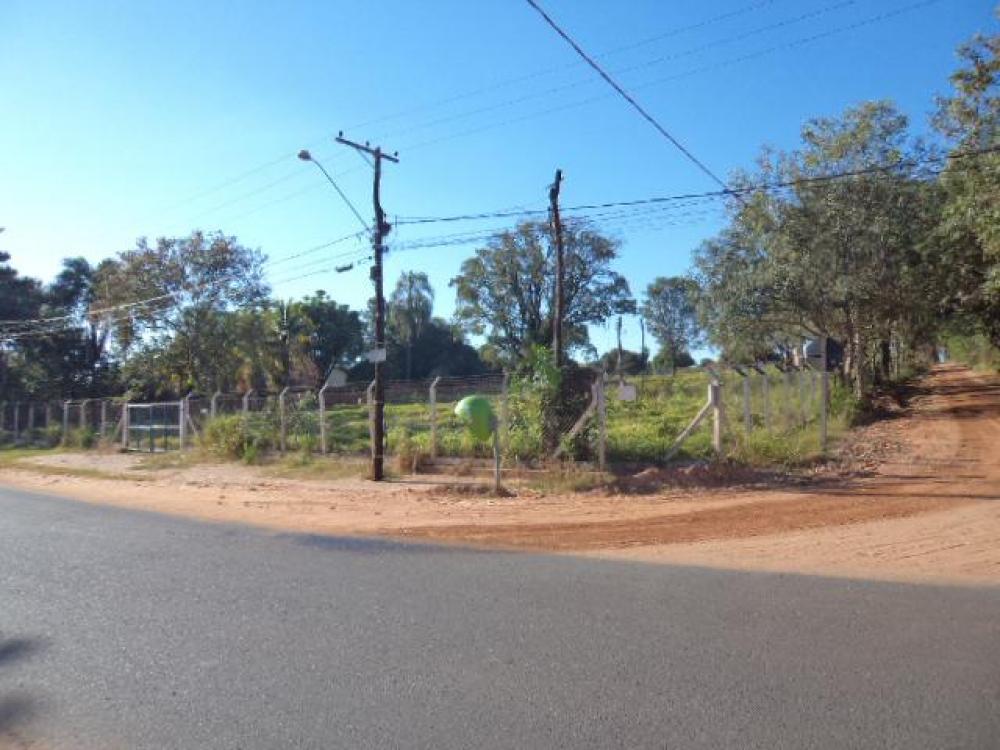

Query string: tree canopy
[451,220,634,364]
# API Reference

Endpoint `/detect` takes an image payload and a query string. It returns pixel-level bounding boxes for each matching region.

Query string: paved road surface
[1,486,998,749]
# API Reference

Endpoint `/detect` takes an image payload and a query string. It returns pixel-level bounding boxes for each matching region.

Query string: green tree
[451,220,634,363]
[641,276,701,375]
[695,100,940,394]
[98,230,268,394]
[388,271,434,379]
[294,291,365,382]
[934,23,1000,346]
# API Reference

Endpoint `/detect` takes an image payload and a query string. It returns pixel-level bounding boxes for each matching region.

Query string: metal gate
[124,402,183,452]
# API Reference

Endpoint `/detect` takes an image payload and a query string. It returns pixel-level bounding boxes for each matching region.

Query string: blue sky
[1,0,996,356]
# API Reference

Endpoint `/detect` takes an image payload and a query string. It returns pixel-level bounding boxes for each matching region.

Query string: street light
[297,150,368,231]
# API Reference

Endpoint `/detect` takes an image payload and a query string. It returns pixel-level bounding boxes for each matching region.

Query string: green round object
[454,395,495,442]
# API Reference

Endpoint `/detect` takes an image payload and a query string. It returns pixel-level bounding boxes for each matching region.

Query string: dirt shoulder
[1,365,997,587]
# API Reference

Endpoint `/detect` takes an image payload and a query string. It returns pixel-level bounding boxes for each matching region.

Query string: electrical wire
[523,0,734,192]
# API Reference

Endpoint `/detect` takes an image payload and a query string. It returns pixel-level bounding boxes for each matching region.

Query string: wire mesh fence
[0,365,842,466]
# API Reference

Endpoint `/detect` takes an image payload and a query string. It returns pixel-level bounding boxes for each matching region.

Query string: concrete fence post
[211,391,221,420]
[317,386,328,455]
[279,387,290,454]
[80,398,90,431]
[100,399,108,440]
[595,377,607,471]
[710,380,723,456]
[429,376,441,460]
[121,400,130,450]
[12,401,20,442]
[62,400,70,445]
[242,389,254,419]
[179,396,187,450]
[27,402,36,434]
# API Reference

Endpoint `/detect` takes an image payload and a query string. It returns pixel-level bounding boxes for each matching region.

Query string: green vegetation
[944,333,1000,373]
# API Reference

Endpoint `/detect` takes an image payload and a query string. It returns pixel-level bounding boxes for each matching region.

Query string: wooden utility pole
[335,132,399,481]
[549,168,565,367]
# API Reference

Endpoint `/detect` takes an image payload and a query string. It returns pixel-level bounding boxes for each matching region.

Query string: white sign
[618,383,637,402]
[365,348,387,363]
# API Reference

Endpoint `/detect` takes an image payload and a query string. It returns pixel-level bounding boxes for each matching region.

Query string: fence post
[429,376,441,460]
[318,386,329,455]
[710,379,723,456]
[27,402,35,434]
[242,389,254,417]
[211,391,221,420]
[179,396,187,450]
[121,400,130,450]
[742,375,752,436]
[279,387,290,454]
[62,400,70,445]
[595,377,607,471]
[99,400,107,440]
[12,402,20,442]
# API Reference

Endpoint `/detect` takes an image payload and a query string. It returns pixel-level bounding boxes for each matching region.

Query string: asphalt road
[1,486,998,749]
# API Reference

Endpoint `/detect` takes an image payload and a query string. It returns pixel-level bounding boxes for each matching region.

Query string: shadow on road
[0,636,47,741]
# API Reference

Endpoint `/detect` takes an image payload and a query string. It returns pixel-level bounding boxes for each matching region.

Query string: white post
[121,400,130,450]
[100,400,108,440]
[62,401,70,445]
[12,402,20,442]
[318,386,330,455]
[279,387,290,454]
[742,375,752,436]
[211,391,221,420]
[710,380,723,456]
[596,377,607,471]
[27,402,35,434]
[179,397,187,450]
[79,399,89,431]
[242,389,254,416]
[429,376,441,460]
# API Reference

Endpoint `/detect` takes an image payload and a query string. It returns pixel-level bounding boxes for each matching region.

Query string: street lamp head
[297,149,312,162]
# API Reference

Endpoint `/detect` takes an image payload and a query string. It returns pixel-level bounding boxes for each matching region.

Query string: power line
[395,145,1000,227]
[150,2,782,219]
[523,0,734,192]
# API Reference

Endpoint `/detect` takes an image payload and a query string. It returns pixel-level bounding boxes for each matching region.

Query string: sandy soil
[1,365,997,587]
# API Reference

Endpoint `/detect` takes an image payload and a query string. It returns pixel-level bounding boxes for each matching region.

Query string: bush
[64,427,97,449]
[202,415,273,460]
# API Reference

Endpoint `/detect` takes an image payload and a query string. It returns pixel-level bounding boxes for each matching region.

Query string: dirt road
[1,365,997,586]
